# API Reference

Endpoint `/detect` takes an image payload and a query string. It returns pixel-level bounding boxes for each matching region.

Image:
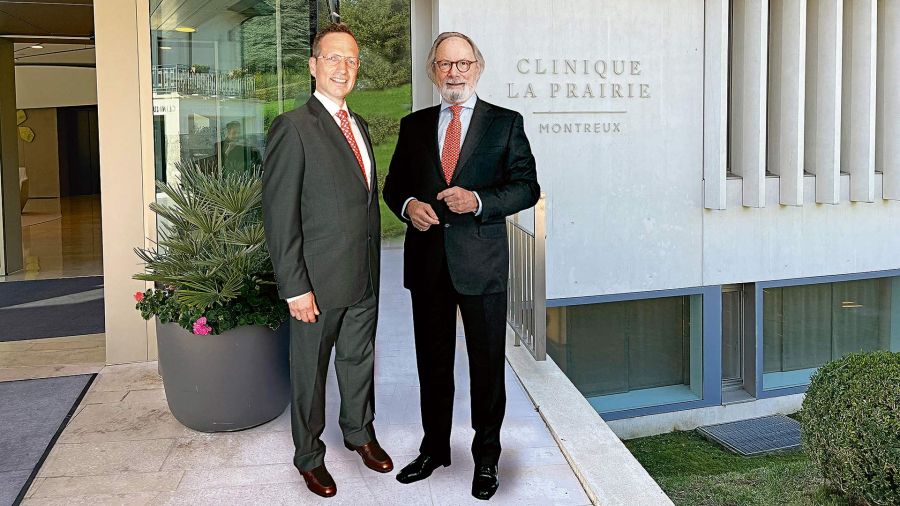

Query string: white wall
[434,0,900,300]
[436,0,705,299]
[15,66,97,109]
[703,175,900,285]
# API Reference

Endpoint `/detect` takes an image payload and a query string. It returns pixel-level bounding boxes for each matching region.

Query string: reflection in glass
[149,0,311,187]
[547,295,703,414]
[763,277,900,389]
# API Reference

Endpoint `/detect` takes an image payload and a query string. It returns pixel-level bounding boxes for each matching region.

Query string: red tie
[336,110,368,187]
[441,105,462,184]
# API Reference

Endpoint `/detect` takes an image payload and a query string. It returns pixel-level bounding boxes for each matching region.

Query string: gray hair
[425,32,486,85]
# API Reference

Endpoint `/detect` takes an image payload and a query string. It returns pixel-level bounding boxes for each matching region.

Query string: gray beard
[441,84,474,103]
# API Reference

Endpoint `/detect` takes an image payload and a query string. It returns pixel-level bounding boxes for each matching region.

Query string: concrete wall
[15,66,97,109]
[16,108,60,198]
[95,0,156,363]
[431,0,900,301]
[434,0,705,299]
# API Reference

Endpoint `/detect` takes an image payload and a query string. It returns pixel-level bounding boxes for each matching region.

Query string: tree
[341,0,411,89]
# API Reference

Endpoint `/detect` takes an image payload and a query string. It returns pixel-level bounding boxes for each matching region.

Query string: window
[547,294,703,414]
[763,276,900,389]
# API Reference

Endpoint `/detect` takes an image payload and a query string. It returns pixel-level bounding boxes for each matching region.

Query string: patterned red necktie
[336,109,368,187]
[441,105,463,184]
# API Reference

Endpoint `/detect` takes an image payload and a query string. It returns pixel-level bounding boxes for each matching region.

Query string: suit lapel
[307,98,369,190]
[424,106,444,183]
[350,110,376,203]
[451,99,493,185]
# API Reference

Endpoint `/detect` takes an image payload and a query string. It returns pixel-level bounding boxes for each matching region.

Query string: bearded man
[382,31,539,501]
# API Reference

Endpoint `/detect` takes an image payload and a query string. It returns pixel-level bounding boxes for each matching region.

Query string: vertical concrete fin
[704,0,729,210]
[841,0,877,202]
[876,0,899,199]
[768,0,807,206]
[730,0,768,208]
[805,0,843,204]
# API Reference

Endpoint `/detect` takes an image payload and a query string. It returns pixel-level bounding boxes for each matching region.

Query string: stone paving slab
[23,249,591,505]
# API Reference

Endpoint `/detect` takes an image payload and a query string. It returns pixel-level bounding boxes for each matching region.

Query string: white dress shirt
[286,92,373,303]
[313,90,372,187]
[402,93,482,219]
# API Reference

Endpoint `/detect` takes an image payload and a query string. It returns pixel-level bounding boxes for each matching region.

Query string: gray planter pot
[156,321,290,432]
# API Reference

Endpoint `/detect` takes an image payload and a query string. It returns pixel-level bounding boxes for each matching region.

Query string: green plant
[366,115,400,146]
[134,161,288,335]
[800,351,900,505]
[342,0,411,90]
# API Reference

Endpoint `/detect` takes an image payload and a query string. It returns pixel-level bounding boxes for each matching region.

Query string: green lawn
[624,431,849,506]
[346,84,412,120]
[347,85,411,239]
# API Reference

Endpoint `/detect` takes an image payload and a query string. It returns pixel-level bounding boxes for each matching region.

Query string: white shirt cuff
[401,197,416,220]
[286,291,311,303]
[473,191,483,216]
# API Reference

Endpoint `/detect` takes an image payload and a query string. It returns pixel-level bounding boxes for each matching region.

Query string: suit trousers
[289,278,377,471]
[410,259,508,466]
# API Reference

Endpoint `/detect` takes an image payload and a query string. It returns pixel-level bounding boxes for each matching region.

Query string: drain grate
[696,414,801,456]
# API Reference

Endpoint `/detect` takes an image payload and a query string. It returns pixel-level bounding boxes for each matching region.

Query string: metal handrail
[151,65,256,99]
[507,193,546,361]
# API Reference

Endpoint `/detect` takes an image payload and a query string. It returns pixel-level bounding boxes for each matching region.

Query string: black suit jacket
[383,99,539,295]
[262,97,380,310]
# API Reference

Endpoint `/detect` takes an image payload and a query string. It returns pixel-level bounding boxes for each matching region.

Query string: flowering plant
[133,161,288,335]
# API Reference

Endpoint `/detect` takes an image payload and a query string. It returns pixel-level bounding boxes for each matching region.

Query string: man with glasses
[262,23,392,499]
[383,32,539,500]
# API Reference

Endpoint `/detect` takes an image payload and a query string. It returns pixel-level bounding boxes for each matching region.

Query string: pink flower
[192,317,213,335]
[134,291,144,302]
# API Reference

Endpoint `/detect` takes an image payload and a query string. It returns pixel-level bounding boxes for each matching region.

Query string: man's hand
[288,292,321,323]
[407,199,440,231]
[437,187,478,214]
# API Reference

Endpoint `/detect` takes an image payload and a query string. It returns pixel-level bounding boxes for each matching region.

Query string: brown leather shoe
[299,464,337,498]
[345,440,394,473]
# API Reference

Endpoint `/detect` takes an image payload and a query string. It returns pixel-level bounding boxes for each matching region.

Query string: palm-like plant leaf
[134,161,280,317]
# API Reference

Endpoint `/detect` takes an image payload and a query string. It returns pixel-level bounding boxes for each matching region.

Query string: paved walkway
[21,249,590,505]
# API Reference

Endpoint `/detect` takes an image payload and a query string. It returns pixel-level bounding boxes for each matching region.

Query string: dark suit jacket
[262,97,380,311]
[383,99,539,295]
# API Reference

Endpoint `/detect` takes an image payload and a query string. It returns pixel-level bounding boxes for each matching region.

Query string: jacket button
[444,223,451,228]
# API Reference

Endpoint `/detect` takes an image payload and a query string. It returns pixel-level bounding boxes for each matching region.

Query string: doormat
[0,374,95,505]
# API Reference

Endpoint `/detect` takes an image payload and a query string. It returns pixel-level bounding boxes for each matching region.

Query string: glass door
[721,285,744,391]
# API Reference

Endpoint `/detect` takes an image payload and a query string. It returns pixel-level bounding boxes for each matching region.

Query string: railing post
[506,193,546,361]
[533,193,547,360]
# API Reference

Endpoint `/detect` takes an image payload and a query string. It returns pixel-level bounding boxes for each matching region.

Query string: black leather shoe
[395,454,450,484]
[472,464,499,500]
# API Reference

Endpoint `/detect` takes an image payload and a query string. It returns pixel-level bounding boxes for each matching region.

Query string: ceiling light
[30,44,43,49]
[175,27,196,33]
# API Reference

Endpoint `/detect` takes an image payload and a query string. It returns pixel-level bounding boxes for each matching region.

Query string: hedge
[799,351,900,505]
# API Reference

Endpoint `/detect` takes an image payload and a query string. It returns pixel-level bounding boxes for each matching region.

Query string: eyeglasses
[317,54,361,70]
[433,59,477,73]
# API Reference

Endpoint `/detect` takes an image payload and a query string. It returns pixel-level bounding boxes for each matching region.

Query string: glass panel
[341,0,412,237]
[763,286,784,372]
[547,294,704,414]
[763,277,900,389]
[721,289,742,383]
[149,0,311,191]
